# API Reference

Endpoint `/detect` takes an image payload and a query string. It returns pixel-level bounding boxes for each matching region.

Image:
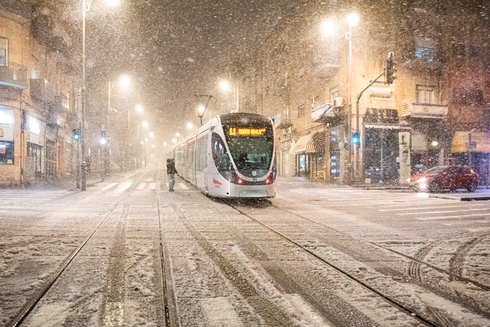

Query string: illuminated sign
[229,128,266,136]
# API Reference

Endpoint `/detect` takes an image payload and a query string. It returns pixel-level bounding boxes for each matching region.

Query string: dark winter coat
[167,162,177,175]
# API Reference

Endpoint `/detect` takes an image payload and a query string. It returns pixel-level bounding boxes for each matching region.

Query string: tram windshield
[221,113,274,174]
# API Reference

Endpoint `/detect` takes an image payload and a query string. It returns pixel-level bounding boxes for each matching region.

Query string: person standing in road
[167,158,177,192]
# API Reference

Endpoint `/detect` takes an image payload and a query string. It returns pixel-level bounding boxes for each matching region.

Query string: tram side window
[196,135,207,170]
[211,132,231,171]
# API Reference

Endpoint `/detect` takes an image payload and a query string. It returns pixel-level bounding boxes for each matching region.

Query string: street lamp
[195,94,213,126]
[322,13,359,185]
[81,0,120,190]
[220,80,239,112]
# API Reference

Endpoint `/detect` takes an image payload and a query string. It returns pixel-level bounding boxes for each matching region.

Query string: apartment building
[250,0,490,185]
[0,0,81,186]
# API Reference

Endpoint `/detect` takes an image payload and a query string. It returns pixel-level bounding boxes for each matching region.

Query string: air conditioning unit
[333,97,344,108]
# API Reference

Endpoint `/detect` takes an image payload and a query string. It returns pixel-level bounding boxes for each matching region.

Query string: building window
[470,45,482,58]
[62,92,70,110]
[416,85,436,104]
[298,104,305,118]
[0,141,14,165]
[0,37,8,67]
[452,44,465,56]
[453,88,483,106]
[414,37,436,62]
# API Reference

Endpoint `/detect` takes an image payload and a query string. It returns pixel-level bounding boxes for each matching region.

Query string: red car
[408,165,479,193]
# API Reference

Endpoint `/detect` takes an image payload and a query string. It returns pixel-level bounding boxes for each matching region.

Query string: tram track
[269,201,490,291]
[5,171,150,327]
[221,199,441,327]
[156,169,179,327]
[220,198,490,327]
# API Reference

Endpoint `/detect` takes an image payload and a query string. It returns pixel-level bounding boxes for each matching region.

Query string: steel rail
[7,171,149,327]
[270,203,490,292]
[156,169,180,327]
[222,199,440,327]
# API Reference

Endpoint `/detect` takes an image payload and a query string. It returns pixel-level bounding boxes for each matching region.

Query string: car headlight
[406,178,411,182]
[417,177,427,183]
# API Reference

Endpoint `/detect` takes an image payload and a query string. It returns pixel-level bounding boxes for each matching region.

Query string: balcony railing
[402,98,448,119]
[0,62,28,89]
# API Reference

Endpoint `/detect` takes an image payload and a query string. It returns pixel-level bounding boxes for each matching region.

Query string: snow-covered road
[1,170,489,326]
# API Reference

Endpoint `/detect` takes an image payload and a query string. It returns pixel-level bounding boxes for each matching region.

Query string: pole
[76,122,80,188]
[346,27,353,185]
[127,105,130,170]
[81,0,87,191]
[236,85,239,112]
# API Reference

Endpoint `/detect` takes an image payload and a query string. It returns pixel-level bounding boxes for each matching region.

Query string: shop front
[25,115,43,183]
[293,132,325,180]
[362,108,411,185]
[451,131,490,186]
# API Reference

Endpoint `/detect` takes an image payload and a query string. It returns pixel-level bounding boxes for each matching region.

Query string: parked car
[408,165,479,193]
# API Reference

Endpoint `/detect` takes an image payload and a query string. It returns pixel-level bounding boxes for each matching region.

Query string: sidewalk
[277,176,410,190]
[27,173,102,191]
[429,188,490,201]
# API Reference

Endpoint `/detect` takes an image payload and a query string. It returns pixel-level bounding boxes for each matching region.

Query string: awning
[451,132,490,153]
[311,102,334,121]
[293,132,325,155]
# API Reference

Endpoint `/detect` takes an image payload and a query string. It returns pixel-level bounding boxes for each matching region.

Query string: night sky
[80,0,296,143]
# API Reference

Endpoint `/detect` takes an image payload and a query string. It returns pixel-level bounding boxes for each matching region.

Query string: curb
[429,194,490,201]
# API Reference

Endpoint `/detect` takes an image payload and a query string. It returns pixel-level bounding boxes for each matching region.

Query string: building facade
[248,0,490,185]
[0,1,81,187]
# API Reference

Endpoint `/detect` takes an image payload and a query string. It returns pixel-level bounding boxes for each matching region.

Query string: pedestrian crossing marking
[137,183,145,190]
[149,183,156,190]
[179,183,188,189]
[416,213,490,220]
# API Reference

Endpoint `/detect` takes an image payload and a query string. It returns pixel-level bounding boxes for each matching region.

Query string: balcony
[30,79,56,103]
[0,63,28,89]
[402,98,448,119]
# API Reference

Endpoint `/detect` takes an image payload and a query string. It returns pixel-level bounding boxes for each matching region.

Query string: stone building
[0,0,81,186]
[248,0,490,185]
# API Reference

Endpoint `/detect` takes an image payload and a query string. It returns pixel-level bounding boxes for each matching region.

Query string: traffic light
[72,129,80,141]
[386,51,396,84]
[352,132,360,144]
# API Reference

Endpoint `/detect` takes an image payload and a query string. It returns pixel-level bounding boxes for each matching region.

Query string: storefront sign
[364,108,399,124]
[0,108,14,141]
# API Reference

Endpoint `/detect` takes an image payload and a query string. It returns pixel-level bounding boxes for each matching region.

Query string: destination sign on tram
[229,128,266,136]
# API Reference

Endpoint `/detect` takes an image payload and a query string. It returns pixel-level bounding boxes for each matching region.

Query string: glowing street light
[164,141,167,146]
[219,80,230,91]
[106,0,119,6]
[142,121,148,127]
[176,132,180,137]
[321,12,360,184]
[136,105,143,112]
[220,79,239,112]
[149,132,154,137]
[187,122,193,129]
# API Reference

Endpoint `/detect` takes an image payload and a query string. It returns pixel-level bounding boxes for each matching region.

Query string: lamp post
[195,94,213,125]
[322,13,359,185]
[81,0,120,190]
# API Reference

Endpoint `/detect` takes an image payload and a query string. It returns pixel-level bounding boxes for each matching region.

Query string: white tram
[174,113,276,198]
